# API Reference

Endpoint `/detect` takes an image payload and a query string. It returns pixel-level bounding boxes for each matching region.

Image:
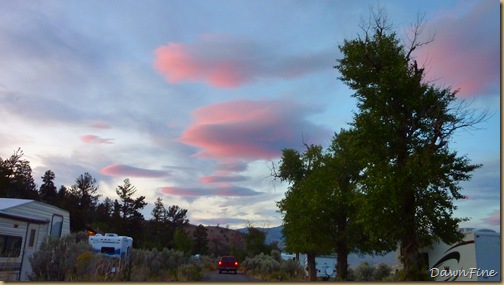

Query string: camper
[88,233,133,260]
[425,228,500,281]
[298,253,337,280]
[0,198,70,281]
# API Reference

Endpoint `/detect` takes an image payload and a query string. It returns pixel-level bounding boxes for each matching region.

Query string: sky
[0,0,500,232]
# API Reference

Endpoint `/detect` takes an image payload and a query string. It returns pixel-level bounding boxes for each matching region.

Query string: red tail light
[235,261,238,266]
[218,261,222,265]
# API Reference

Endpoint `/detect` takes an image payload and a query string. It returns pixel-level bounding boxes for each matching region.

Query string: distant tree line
[0,148,277,259]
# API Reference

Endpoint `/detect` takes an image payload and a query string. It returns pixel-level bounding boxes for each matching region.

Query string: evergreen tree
[192,224,209,255]
[0,148,38,200]
[39,170,57,205]
[68,173,101,232]
[114,178,147,245]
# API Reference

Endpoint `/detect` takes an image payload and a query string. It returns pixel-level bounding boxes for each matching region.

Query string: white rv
[298,253,337,280]
[0,198,70,281]
[425,228,500,281]
[88,233,133,260]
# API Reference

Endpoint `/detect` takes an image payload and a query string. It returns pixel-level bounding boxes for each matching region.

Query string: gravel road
[202,270,260,282]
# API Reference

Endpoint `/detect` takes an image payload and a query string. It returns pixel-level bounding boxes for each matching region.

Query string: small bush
[242,253,303,281]
[29,233,93,281]
[177,263,202,281]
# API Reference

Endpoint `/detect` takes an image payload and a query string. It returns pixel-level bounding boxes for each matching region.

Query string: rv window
[28,229,36,247]
[0,235,22,257]
[50,215,63,237]
[101,247,116,254]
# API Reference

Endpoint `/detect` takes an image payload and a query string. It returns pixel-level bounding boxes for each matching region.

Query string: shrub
[29,233,93,281]
[373,263,392,281]
[242,253,303,281]
[176,263,202,281]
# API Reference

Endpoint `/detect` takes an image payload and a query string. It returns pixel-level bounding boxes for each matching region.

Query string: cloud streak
[101,164,171,178]
[81,135,114,144]
[178,99,330,161]
[481,210,500,226]
[154,34,331,88]
[160,185,263,197]
[200,175,249,183]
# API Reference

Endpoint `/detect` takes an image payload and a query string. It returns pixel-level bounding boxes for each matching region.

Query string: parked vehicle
[298,253,336,280]
[88,233,133,260]
[424,228,500,281]
[0,198,70,281]
[217,256,239,274]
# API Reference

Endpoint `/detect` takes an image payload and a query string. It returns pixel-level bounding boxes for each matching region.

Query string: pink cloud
[160,185,262,197]
[200,175,248,184]
[100,164,171,178]
[414,0,498,97]
[178,99,330,161]
[481,210,500,226]
[154,35,330,88]
[81,134,114,144]
[89,121,112,129]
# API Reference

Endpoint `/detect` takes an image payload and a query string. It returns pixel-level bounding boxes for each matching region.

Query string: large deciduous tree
[335,11,483,280]
[275,145,333,281]
[276,130,377,280]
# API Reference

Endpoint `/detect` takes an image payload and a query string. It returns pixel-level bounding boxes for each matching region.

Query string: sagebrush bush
[242,253,303,281]
[28,233,215,281]
[29,233,93,281]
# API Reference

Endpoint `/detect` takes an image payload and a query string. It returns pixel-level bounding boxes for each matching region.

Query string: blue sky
[0,0,499,231]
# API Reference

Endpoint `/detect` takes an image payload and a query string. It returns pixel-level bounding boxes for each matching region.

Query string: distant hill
[235,225,399,268]
[235,225,284,247]
[184,224,399,268]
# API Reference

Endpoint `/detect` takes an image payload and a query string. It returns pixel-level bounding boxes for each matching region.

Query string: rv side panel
[474,232,500,281]
[0,217,28,281]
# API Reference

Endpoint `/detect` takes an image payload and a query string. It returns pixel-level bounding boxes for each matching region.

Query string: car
[217,256,239,274]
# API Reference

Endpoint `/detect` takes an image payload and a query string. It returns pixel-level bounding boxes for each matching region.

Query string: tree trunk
[307,252,317,281]
[336,247,348,280]
[400,183,421,280]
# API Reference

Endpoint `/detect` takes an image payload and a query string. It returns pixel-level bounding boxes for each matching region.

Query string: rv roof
[0,198,34,210]
[0,211,49,224]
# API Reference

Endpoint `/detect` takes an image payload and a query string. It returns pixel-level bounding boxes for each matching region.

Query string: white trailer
[88,233,133,260]
[425,228,500,281]
[298,253,337,280]
[0,198,70,281]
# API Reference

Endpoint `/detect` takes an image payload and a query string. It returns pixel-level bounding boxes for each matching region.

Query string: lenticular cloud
[153,34,329,88]
[178,99,330,161]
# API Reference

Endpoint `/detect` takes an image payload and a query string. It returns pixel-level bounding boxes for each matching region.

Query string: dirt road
[202,270,260,282]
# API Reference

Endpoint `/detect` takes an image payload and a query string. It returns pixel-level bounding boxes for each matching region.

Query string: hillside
[184,224,399,268]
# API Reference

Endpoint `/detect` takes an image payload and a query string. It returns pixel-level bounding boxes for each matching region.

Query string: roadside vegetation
[29,232,215,281]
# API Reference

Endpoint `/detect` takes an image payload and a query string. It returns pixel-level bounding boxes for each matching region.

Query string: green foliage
[244,226,267,257]
[354,262,374,281]
[114,178,147,245]
[28,231,218,281]
[349,262,394,281]
[0,148,38,199]
[242,253,304,281]
[39,170,58,205]
[335,9,483,280]
[29,232,95,281]
[372,263,393,281]
[192,224,209,255]
[173,228,193,255]
[67,172,101,232]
